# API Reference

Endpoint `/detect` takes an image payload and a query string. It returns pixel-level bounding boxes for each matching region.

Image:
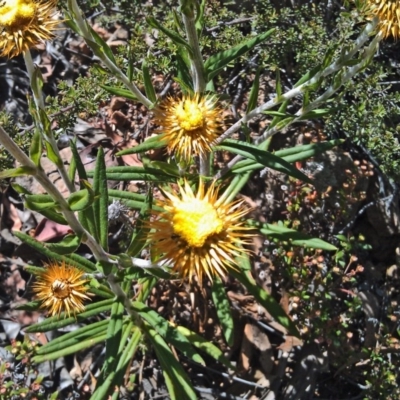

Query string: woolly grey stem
[214,18,379,146]
[0,126,110,262]
[68,0,152,108]
[23,51,76,194]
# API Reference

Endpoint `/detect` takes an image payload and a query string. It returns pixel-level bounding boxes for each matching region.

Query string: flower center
[0,0,35,30]
[172,199,224,247]
[51,279,72,299]
[175,99,205,131]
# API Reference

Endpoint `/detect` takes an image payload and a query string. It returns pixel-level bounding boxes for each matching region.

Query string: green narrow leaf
[294,64,321,88]
[232,140,343,174]
[218,171,252,205]
[96,299,125,389]
[146,16,193,55]
[142,61,157,104]
[24,194,57,211]
[87,23,117,64]
[25,299,114,332]
[127,46,135,82]
[36,319,109,355]
[264,100,289,130]
[299,108,333,120]
[44,140,61,166]
[13,231,97,272]
[211,277,234,346]
[216,140,312,183]
[32,332,108,363]
[29,129,42,166]
[144,323,197,400]
[230,254,298,336]
[0,166,36,179]
[31,66,44,106]
[126,190,152,257]
[70,141,98,239]
[176,325,233,369]
[100,84,138,101]
[116,135,167,156]
[276,68,282,98]
[92,326,141,400]
[175,48,194,94]
[67,185,95,211]
[204,29,275,81]
[136,276,158,303]
[246,68,261,113]
[248,220,337,251]
[93,147,109,251]
[46,234,82,255]
[132,302,205,365]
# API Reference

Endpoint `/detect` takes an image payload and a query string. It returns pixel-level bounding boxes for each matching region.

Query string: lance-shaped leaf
[231,254,299,336]
[176,325,233,369]
[24,194,57,212]
[0,166,36,179]
[35,319,110,356]
[93,147,109,251]
[70,140,98,240]
[231,139,343,174]
[116,134,168,156]
[204,29,275,81]
[92,325,141,400]
[14,231,97,272]
[142,61,157,104]
[29,129,42,166]
[25,299,114,332]
[249,220,337,251]
[215,139,312,183]
[95,299,125,390]
[46,234,82,255]
[100,84,138,101]
[211,277,234,346]
[33,331,108,363]
[87,166,176,182]
[147,16,193,55]
[67,184,95,211]
[143,322,197,400]
[132,301,205,365]
[246,68,261,113]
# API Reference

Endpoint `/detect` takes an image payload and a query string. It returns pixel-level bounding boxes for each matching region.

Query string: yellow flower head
[365,0,400,39]
[32,261,91,317]
[148,180,253,283]
[0,0,59,58]
[154,94,223,162]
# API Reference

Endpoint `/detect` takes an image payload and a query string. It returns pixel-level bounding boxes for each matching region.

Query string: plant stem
[0,126,110,262]
[23,51,76,195]
[214,18,379,147]
[68,0,152,108]
[179,0,209,175]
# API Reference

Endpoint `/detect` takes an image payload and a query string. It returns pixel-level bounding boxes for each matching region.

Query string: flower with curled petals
[32,261,91,317]
[147,180,253,283]
[0,0,59,58]
[153,94,223,162]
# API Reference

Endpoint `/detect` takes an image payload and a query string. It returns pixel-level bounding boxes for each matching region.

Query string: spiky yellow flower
[0,0,59,58]
[32,261,91,317]
[154,94,223,162]
[148,180,253,283]
[365,0,400,39]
